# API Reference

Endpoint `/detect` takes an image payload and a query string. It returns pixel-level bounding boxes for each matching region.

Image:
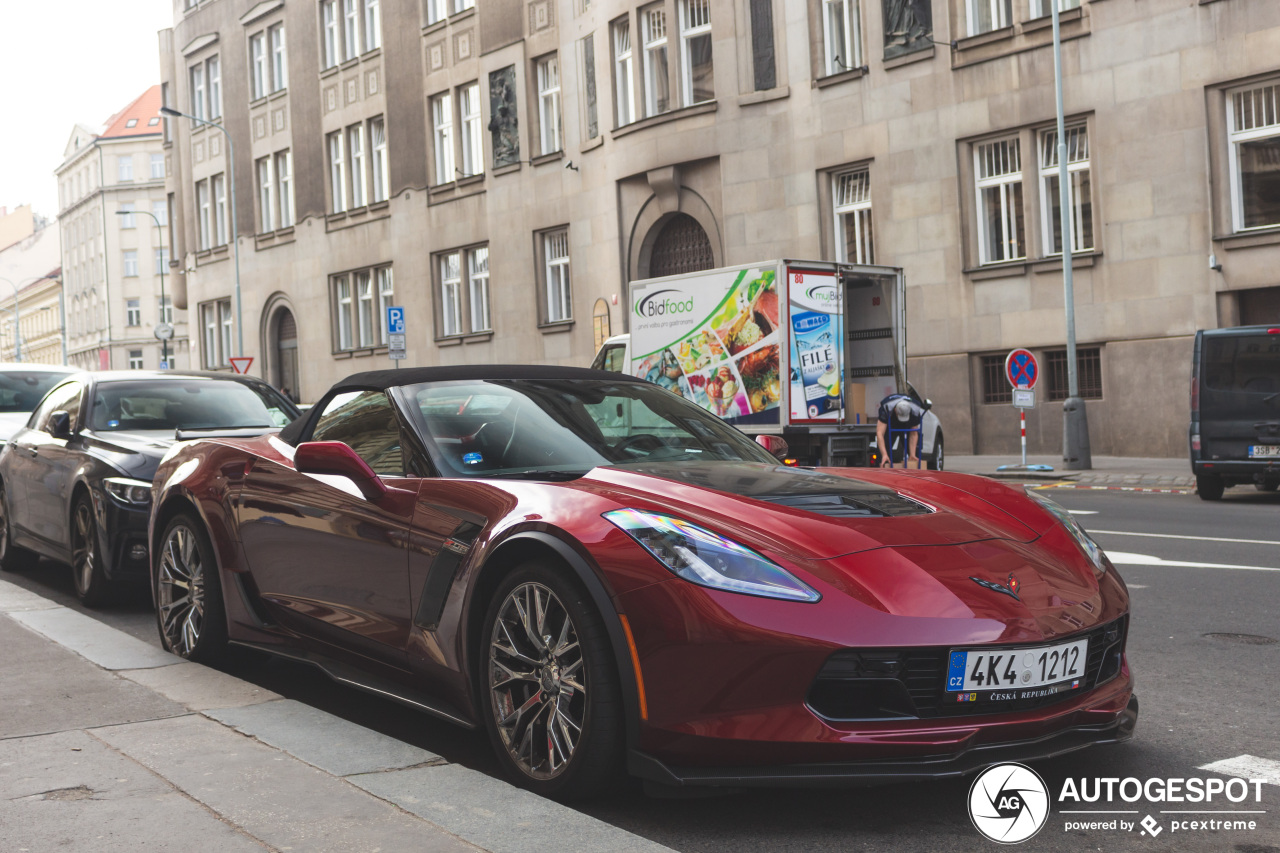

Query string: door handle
[17,445,37,457]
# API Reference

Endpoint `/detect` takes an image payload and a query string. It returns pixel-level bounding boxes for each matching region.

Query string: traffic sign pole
[1020,409,1027,468]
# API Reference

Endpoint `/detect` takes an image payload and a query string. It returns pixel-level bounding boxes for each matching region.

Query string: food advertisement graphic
[787,270,845,422]
[630,268,781,425]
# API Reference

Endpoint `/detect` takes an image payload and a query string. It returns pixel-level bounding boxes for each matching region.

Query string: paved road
[4,484,1278,850]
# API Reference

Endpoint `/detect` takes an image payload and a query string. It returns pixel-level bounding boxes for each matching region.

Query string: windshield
[404,378,776,478]
[88,379,296,432]
[0,370,74,414]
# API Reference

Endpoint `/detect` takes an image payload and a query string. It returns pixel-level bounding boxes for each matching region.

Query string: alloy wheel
[71,501,97,594]
[488,581,587,780]
[157,523,206,656]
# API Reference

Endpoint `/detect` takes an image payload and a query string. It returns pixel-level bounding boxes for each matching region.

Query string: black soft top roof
[331,364,643,393]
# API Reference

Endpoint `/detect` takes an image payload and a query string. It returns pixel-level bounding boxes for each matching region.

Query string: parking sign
[386,306,405,336]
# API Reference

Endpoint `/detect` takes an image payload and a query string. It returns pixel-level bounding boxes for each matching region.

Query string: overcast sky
[0,0,173,220]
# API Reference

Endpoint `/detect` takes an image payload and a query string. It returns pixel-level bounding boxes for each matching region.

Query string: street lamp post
[160,105,243,360]
[116,208,171,366]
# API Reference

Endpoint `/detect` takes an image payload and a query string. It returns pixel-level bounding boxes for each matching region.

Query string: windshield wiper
[480,469,588,482]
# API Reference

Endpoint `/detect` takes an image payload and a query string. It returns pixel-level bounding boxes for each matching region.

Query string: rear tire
[1255,480,1279,492]
[70,493,111,607]
[154,513,229,664]
[479,560,623,801]
[0,481,38,572]
[1196,474,1225,501]
[927,433,945,471]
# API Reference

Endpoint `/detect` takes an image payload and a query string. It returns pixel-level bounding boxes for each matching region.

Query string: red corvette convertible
[149,366,1136,799]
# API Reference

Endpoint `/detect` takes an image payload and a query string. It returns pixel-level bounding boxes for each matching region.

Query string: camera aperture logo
[969,763,1051,844]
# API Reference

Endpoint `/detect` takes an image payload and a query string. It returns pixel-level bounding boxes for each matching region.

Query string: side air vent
[758,492,933,518]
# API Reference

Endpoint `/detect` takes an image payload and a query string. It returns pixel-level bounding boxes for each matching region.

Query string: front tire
[0,481,38,572]
[479,561,623,800]
[927,432,945,471]
[154,514,228,664]
[1196,474,1225,501]
[70,493,110,606]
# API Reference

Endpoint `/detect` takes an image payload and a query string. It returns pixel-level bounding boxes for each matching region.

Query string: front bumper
[97,490,152,582]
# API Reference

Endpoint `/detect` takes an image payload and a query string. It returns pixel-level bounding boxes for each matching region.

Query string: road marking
[1198,755,1280,785]
[1033,483,1194,494]
[1107,552,1280,573]
[1091,530,1280,546]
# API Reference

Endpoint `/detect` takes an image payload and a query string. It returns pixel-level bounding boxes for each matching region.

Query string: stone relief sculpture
[883,0,933,59]
[488,66,520,168]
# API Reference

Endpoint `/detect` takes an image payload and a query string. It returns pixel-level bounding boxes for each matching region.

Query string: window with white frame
[118,202,136,228]
[432,93,455,184]
[331,265,393,351]
[271,24,288,90]
[1029,0,1079,18]
[257,156,274,231]
[364,0,380,51]
[150,154,165,179]
[159,296,174,325]
[155,247,170,275]
[613,19,635,126]
[197,179,212,249]
[201,299,232,367]
[275,150,295,226]
[349,123,367,207]
[1227,81,1280,232]
[1039,124,1093,254]
[833,168,874,264]
[343,0,359,60]
[469,246,491,332]
[974,137,1024,264]
[440,252,463,337]
[117,156,133,182]
[679,0,713,106]
[123,251,139,277]
[543,229,572,323]
[455,0,475,11]
[426,0,447,24]
[126,298,141,325]
[220,300,234,364]
[377,267,394,344]
[321,0,340,67]
[371,117,388,201]
[435,247,489,337]
[190,62,206,119]
[152,199,167,226]
[460,84,484,176]
[129,350,144,370]
[212,173,228,245]
[335,275,354,348]
[208,55,222,118]
[356,270,374,345]
[642,6,670,117]
[823,0,863,76]
[537,55,563,155]
[328,131,346,212]
[251,31,268,99]
[967,0,1011,35]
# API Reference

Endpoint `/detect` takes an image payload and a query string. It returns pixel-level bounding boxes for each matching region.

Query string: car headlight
[603,509,821,602]
[104,477,153,507]
[1028,491,1106,575]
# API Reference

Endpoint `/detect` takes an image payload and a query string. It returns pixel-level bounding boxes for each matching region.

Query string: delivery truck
[592,259,943,468]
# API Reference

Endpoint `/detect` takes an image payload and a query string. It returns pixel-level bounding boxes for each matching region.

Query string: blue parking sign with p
[387,306,406,335]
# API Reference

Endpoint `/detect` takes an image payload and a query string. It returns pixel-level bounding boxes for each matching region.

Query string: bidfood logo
[635,289,694,318]
[805,284,839,305]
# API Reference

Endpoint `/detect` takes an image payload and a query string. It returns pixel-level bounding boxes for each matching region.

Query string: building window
[749,0,776,91]
[331,265,393,351]
[343,0,360,61]
[126,298,142,325]
[276,150,295,226]
[150,154,165,179]
[469,247,491,332]
[196,180,211,249]
[348,123,367,207]
[1047,347,1102,401]
[833,168,874,264]
[537,55,563,155]
[426,0,446,24]
[455,0,475,12]
[220,300,234,364]
[117,156,133,182]
[155,248,169,275]
[208,56,222,119]
[981,354,1013,404]
[1029,0,1079,18]
[974,137,1025,265]
[432,93,454,184]
[543,229,572,323]
[1227,81,1280,232]
[251,31,268,99]
[201,299,232,367]
[642,5,670,118]
[190,62,206,120]
[435,247,489,337]
[212,173,228,245]
[439,252,462,337]
[271,24,288,90]
[257,156,274,232]
[129,350,144,370]
[823,0,862,76]
[123,251,138,278]
[189,55,221,119]
[460,84,484,176]
[613,19,635,127]
[153,199,168,226]
[159,296,174,325]
[118,202,136,229]
[1039,124,1093,255]
[678,0,713,105]
[328,131,346,212]
[364,0,380,51]
[968,0,1011,35]
[371,117,388,201]
[322,0,340,68]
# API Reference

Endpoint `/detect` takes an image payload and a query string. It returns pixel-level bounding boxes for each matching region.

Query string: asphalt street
[4,483,1278,851]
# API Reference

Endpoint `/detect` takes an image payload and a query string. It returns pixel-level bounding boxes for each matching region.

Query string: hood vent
[757,492,933,518]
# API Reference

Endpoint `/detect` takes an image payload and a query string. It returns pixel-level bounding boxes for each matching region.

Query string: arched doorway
[274,308,299,402]
[648,214,714,278]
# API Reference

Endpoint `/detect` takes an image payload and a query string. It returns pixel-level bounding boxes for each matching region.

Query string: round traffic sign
[1005,349,1039,389]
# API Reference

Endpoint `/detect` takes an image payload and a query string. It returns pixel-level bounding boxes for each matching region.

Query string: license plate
[946,638,1089,696]
[1249,445,1280,458]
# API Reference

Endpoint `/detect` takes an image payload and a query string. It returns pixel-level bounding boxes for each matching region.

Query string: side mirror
[755,434,789,460]
[924,398,933,411]
[49,411,72,439]
[294,441,388,501]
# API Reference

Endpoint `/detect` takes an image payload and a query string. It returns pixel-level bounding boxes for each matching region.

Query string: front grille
[809,617,1127,721]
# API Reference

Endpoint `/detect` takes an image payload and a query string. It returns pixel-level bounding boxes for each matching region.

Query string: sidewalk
[942,454,1195,489]
[0,579,674,853]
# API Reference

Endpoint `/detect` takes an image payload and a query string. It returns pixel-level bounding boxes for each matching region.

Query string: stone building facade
[160,0,1280,455]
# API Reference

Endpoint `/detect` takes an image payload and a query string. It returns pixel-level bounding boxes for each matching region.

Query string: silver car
[0,364,79,443]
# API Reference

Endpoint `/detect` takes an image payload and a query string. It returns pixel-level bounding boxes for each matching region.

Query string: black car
[0,371,300,604]
[1190,325,1280,499]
